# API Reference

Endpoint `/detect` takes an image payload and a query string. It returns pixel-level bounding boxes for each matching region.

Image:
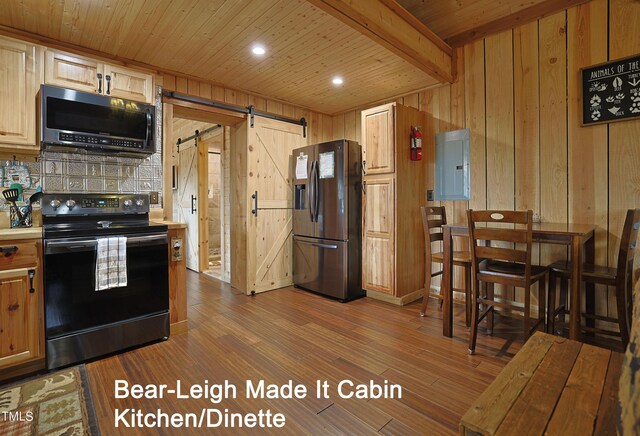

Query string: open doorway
[204,126,229,281]
[169,116,230,283]
[162,97,306,294]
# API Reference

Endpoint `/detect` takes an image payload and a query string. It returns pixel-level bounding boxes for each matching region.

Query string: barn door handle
[251,191,258,217]
[191,195,197,214]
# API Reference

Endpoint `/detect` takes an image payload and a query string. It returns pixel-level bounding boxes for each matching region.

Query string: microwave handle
[145,109,153,145]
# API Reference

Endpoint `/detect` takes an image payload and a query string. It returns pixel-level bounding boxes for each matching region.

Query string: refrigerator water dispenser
[294,184,306,209]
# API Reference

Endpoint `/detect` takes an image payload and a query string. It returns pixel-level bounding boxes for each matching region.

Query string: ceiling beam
[306,0,454,83]
[445,0,592,47]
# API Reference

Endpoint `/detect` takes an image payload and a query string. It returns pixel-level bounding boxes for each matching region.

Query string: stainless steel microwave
[40,85,155,155]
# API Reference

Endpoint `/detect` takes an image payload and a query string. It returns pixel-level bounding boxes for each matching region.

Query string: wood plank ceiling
[0,0,442,114]
[396,0,552,41]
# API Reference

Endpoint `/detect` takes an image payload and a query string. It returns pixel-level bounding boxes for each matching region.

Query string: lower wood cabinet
[167,227,188,335]
[362,176,395,294]
[0,240,44,380]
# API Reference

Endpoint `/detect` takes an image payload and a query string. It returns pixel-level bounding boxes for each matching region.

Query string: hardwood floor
[86,272,525,435]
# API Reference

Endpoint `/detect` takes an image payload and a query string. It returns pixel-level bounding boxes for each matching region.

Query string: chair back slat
[430,232,444,242]
[469,210,530,225]
[421,205,449,276]
[467,209,533,282]
[473,228,528,244]
[428,219,445,228]
[616,209,640,338]
[475,246,527,263]
[421,206,447,245]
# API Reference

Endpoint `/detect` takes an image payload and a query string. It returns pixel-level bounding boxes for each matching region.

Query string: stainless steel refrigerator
[292,139,364,301]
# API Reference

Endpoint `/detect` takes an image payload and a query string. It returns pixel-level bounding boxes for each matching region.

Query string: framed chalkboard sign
[581,54,640,126]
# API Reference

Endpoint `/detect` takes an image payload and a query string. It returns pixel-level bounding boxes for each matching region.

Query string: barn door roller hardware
[176,125,222,151]
[163,91,307,137]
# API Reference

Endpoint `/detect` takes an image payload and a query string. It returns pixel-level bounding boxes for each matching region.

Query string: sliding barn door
[174,138,199,271]
[232,117,306,294]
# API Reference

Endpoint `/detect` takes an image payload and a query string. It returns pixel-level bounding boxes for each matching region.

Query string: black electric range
[42,193,169,369]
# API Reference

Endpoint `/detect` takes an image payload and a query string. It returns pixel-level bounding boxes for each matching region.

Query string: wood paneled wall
[331,0,640,319]
[161,74,335,144]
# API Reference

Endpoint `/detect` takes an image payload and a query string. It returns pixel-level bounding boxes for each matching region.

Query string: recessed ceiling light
[332,76,344,85]
[251,45,266,56]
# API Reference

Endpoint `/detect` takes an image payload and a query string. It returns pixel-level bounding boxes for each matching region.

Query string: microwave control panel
[58,132,144,149]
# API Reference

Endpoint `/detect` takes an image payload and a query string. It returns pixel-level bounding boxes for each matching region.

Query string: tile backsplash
[0,86,164,209]
[40,151,162,195]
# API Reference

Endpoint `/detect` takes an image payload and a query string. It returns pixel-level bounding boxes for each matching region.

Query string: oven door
[44,232,169,339]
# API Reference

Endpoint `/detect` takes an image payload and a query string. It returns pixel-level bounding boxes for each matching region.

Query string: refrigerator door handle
[314,159,320,222]
[295,239,338,249]
[308,161,315,222]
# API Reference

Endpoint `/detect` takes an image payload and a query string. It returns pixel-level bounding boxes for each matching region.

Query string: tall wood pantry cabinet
[361,102,427,305]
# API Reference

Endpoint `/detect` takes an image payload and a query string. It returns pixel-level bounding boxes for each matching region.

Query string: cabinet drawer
[0,241,38,269]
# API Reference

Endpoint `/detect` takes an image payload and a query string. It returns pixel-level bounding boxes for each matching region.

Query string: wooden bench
[460,332,622,435]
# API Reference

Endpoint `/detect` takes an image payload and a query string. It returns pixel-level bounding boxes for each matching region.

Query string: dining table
[441,222,597,341]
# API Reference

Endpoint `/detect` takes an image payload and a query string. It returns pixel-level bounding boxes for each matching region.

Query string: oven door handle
[45,240,98,254]
[127,234,168,246]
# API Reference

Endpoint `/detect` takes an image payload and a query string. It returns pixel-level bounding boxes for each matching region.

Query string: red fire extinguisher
[410,126,423,161]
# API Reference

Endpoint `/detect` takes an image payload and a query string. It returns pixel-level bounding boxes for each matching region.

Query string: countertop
[150,220,187,229]
[0,226,43,241]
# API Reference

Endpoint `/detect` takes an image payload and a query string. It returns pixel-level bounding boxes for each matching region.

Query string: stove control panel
[42,193,150,216]
[82,198,120,208]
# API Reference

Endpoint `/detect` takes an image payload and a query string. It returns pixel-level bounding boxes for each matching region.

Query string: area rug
[0,365,100,435]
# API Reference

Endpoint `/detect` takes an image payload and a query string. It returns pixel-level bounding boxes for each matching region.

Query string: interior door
[174,138,199,271]
[245,117,306,294]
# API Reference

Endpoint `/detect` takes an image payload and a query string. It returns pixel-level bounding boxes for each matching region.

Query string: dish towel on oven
[95,237,127,291]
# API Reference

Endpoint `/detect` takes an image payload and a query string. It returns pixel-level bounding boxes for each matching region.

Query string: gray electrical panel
[435,128,470,201]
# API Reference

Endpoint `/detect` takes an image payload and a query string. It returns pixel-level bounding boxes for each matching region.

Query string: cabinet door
[105,64,154,103]
[0,37,39,147]
[362,177,395,294]
[0,268,40,369]
[361,103,395,175]
[45,50,102,94]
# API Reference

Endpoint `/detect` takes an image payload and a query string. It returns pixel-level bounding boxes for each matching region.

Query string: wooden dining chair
[420,206,472,326]
[547,209,640,346]
[467,210,548,354]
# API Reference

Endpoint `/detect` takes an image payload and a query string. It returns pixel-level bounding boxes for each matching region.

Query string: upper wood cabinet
[361,103,395,175]
[45,49,154,103]
[45,50,101,94]
[0,36,41,151]
[104,64,154,104]
[0,240,43,379]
